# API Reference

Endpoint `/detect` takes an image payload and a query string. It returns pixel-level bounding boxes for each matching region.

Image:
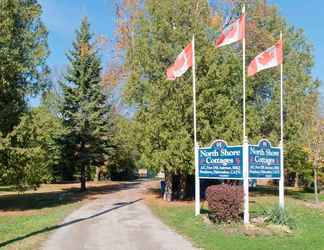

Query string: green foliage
[108,115,139,180]
[28,107,67,181]
[0,0,49,135]
[264,207,296,229]
[285,143,309,179]
[0,107,65,191]
[121,0,319,187]
[61,17,113,190]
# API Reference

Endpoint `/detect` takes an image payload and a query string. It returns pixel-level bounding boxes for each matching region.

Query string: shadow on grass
[0,186,17,192]
[250,185,279,197]
[0,198,142,248]
[0,181,141,212]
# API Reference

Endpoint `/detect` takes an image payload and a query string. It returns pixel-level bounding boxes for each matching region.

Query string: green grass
[0,203,79,250]
[251,185,324,202]
[0,181,122,250]
[148,192,324,250]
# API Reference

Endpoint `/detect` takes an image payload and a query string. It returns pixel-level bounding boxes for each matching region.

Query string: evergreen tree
[0,107,63,191]
[0,0,49,135]
[120,0,319,199]
[61,18,112,191]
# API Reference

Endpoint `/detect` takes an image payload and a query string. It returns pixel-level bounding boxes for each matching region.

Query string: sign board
[198,140,243,179]
[249,139,281,179]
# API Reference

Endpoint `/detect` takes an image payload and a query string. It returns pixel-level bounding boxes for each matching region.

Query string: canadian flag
[248,39,283,77]
[166,42,193,80]
[215,15,245,48]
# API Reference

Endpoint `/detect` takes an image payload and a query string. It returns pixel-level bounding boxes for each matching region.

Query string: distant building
[138,168,148,178]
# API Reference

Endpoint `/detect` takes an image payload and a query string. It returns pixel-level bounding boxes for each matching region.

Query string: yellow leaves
[79,42,91,57]
[102,63,124,88]
[209,15,222,29]
[304,145,311,154]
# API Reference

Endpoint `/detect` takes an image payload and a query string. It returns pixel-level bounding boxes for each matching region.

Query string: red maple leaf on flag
[258,49,275,65]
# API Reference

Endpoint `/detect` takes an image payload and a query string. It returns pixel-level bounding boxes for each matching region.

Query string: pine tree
[61,17,111,191]
[0,0,49,135]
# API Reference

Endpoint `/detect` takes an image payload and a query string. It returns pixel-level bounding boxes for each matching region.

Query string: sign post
[195,145,200,216]
[243,138,249,224]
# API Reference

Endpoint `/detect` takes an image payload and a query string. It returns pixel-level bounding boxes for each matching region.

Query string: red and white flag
[248,39,283,77]
[166,42,193,80]
[215,15,245,48]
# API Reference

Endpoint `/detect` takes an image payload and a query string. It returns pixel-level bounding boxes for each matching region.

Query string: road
[42,180,197,250]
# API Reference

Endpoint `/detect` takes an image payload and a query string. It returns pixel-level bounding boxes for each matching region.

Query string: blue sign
[249,139,281,179]
[199,140,243,179]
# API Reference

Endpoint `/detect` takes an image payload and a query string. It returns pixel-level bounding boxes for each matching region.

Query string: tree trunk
[294,173,299,188]
[179,174,187,200]
[80,164,86,192]
[95,166,101,182]
[80,141,87,192]
[163,171,173,202]
[314,165,319,204]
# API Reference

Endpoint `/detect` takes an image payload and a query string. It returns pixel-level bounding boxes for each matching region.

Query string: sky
[38,0,116,69]
[33,0,324,105]
[268,0,324,98]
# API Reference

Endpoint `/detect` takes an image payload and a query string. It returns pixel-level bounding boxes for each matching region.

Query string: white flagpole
[242,4,250,224]
[192,35,200,216]
[242,9,246,140]
[279,31,285,209]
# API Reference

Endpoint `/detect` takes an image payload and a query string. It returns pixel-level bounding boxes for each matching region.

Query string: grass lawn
[0,181,121,250]
[146,186,324,250]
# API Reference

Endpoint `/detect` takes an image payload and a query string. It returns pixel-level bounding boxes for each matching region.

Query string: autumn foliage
[206,184,243,223]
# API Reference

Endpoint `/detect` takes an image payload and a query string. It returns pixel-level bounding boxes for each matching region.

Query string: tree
[119,0,319,200]
[61,18,112,191]
[304,98,324,202]
[0,107,64,191]
[0,0,49,135]
[311,118,324,203]
[29,106,67,182]
[108,114,140,180]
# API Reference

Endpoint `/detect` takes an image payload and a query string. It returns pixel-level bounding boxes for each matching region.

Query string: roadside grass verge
[146,186,324,250]
[0,181,124,250]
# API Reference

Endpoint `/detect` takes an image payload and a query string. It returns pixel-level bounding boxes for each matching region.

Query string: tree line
[115,0,324,200]
[0,0,136,191]
[0,0,323,198]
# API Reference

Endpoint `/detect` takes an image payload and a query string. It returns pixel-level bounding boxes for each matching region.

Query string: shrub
[264,207,296,229]
[206,184,243,223]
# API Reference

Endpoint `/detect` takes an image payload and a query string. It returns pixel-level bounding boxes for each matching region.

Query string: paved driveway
[42,180,197,250]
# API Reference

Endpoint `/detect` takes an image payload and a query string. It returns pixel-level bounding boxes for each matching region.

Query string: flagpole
[242,9,246,140]
[279,31,285,209]
[242,4,249,224]
[192,34,200,216]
